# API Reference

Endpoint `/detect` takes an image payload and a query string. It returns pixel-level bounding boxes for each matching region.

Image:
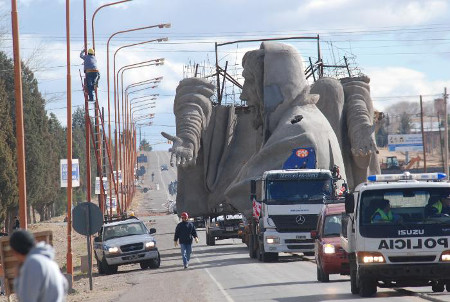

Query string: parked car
[161,164,168,171]
[93,216,160,274]
[311,203,349,282]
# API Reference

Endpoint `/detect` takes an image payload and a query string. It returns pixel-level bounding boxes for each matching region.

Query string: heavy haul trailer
[342,172,450,297]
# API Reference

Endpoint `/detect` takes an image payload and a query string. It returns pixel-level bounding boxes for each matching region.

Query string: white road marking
[194,256,234,302]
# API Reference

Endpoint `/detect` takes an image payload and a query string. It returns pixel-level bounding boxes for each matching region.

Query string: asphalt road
[121,151,450,302]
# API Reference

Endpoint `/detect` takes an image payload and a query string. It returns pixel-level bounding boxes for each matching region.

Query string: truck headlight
[440,251,450,261]
[266,236,280,244]
[108,246,119,254]
[357,252,385,263]
[145,241,155,249]
[323,243,335,254]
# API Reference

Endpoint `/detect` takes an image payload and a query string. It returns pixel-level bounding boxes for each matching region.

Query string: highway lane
[124,151,450,302]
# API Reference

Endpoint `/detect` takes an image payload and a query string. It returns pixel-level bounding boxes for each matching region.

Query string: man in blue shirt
[80,48,99,102]
[174,212,199,269]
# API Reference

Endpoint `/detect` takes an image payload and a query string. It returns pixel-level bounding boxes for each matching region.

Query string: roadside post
[73,202,103,290]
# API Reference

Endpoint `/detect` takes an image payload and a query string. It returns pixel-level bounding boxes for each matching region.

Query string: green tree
[399,112,411,134]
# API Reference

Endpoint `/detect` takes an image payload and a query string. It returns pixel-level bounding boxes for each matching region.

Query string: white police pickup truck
[342,172,450,297]
[93,217,160,274]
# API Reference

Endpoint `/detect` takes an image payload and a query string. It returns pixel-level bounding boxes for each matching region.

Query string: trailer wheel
[359,277,377,297]
[432,282,445,292]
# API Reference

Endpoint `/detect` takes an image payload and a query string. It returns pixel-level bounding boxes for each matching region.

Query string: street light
[106,24,169,207]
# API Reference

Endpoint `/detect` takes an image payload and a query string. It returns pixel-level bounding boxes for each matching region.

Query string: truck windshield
[266,179,332,204]
[359,187,450,237]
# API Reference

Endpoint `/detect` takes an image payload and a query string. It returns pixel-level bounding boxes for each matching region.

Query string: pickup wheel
[350,266,359,294]
[149,252,161,269]
[432,282,445,292]
[359,277,377,297]
[97,259,105,275]
[101,257,118,275]
[140,261,150,269]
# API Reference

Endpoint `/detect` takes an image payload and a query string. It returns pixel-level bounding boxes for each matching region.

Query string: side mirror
[310,230,318,239]
[149,228,156,234]
[345,193,354,214]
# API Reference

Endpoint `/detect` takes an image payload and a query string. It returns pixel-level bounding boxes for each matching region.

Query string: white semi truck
[247,168,341,262]
[342,172,450,297]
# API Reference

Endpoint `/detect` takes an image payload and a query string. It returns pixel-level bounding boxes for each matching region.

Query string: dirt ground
[2,190,152,302]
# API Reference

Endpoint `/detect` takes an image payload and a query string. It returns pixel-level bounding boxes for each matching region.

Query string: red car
[311,203,349,282]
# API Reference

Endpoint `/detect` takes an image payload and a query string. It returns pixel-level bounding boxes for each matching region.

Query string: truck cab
[248,169,336,262]
[342,172,450,297]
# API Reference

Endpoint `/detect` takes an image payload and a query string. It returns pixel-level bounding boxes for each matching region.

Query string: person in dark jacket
[80,48,99,102]
[10,230,68,302]
[174,212,199,269]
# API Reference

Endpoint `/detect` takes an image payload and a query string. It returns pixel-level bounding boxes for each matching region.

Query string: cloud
[367,66,450,110]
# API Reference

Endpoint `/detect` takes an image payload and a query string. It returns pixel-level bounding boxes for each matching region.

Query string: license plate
[296,235,306,239]
[226,227,234,231]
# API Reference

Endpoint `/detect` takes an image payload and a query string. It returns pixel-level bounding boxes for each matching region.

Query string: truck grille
[269,215,318,232]
[287,244,314,250]
[285,239,314,244]
[120,243,143,253]
[388,256,436,263]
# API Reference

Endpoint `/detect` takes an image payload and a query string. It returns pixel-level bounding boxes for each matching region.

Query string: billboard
[388,134,423,152]
[60,159,80,187]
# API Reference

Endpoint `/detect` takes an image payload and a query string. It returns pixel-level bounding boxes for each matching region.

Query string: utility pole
[445,87,449,177]
[65,0,73,284]
[11,0,27,229]
[420,95,427,172]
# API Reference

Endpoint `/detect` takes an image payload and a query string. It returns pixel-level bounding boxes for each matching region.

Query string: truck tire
[350,267,359,294]
[248,234,257,259]
[259,242,277,262]
[446,282,450,292]
[140,261,150,269]
[97,259,105,274]
[359,277,377,297]
[149,252,161,269]
[209,234,216,246]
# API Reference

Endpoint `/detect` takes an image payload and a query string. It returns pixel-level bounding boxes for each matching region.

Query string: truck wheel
[432,282,445,292]
[446,282,450,292]
[359,277,377,297]
[350,267,359,294]
[260,244,277,262]
[149,252,161,269]
[101,257,117,275]
[248,234,257,259]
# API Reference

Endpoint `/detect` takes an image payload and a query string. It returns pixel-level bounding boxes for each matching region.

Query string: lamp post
[107,27,168,209]
[11,0,27,230]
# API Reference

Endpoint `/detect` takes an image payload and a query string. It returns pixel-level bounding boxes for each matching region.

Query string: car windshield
[103,222,147,240]
[360,188,450,226]
[266,179,333,204]
[323,214,342,237]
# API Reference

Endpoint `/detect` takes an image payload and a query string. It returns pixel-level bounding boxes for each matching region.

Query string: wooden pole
[445,88,449,177]
[11,0,27,229]
[65,0,73,281]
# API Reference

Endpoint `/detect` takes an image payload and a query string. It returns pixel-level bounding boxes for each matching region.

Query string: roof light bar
[367,172,447,182]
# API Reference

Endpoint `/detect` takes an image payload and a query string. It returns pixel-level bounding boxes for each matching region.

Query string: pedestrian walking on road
[10,230,68,302]
[174,212,199,269]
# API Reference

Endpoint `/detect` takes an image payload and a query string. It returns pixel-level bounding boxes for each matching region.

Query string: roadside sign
[72,202,103,291]
[105,197,117,212]
[60,159,80,187]
[388,134,423,152]
[95,177,108,195]
[113,170,122,184]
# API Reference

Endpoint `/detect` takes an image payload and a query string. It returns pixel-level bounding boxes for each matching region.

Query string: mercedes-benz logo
[295,215,306,225]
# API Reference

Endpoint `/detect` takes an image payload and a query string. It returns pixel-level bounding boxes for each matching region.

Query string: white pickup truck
[342,172,450,297]
[93,217,160,274]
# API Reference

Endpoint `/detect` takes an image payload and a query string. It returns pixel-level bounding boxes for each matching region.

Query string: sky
[0,0,449,150]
